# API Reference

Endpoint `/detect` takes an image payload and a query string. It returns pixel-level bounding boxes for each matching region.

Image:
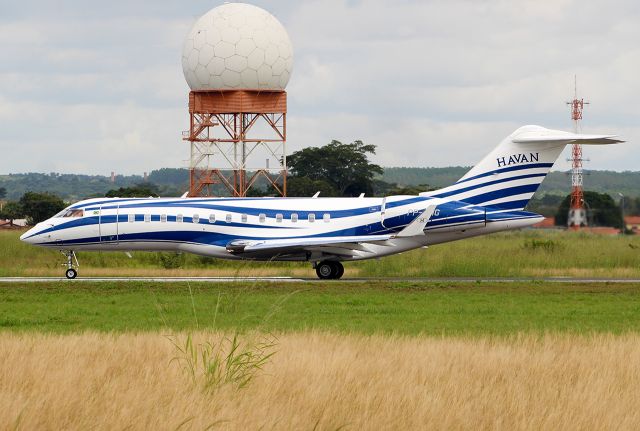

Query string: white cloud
[0,0,637,175]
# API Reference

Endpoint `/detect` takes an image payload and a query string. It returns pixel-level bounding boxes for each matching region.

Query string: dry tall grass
[2,332,640,430]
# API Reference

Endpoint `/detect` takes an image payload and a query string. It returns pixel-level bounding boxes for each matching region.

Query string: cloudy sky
[1,0,638,175]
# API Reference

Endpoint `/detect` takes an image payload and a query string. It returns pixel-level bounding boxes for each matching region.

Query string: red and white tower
[566,76,589,228]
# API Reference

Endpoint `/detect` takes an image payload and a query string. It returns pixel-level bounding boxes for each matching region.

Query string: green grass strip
[1,281,640,335]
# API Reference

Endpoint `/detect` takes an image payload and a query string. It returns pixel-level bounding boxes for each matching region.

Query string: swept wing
[225,205,437,259]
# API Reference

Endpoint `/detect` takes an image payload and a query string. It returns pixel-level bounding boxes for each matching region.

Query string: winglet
[395,204,437,237]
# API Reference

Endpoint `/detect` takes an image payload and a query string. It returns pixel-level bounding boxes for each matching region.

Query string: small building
[580,227,622,236]
[532,216,622,235]
[625,216,640,234]
[533,217,556,228]
[0,218,28,228]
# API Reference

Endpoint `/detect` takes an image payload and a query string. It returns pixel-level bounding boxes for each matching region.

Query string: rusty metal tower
[184,90,287,197]
[566,76,589,227]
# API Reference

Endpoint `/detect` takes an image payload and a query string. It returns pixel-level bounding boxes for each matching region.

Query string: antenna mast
[566,76,589,228]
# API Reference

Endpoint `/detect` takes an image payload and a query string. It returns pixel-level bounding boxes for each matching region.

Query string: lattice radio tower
[566,76,589,227]
[184,90,287,197]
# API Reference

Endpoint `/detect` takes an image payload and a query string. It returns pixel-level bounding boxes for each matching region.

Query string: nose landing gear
[314,260,344,280]
[61,250,79,279]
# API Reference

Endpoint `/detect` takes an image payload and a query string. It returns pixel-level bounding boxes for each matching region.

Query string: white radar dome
[182,3,293,91]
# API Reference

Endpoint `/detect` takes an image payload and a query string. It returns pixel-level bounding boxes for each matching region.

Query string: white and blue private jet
[20,125,622,279]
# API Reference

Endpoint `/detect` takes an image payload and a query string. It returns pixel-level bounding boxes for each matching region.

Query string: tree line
[1,140,637,226]
[3,163,640,202]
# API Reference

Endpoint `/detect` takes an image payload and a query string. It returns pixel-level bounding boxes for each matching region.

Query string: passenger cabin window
[176,214,183,223]
[308,213,316,223]
[160,214,167,223]
[226,214,232,223]
[209,214,215,223]
[128,214,134,223]
[144,214,151,223]
[291,213,298,223]
[259,213,266,223]
[241,214,248,223]
[276,213,283,223]
[193,214,200,224]
[60,209,84,218]
[323,213,331,222]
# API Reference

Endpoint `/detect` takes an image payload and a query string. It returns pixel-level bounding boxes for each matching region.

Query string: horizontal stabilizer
[512,129,624,145]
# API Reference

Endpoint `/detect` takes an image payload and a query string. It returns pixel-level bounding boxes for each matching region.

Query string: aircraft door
[99,205,119,244]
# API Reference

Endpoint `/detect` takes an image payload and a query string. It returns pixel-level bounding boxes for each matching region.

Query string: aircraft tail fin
[421,125,623,211]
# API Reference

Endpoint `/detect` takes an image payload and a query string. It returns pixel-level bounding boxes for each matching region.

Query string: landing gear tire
[315,261,344,280]
[316,261,334,279]
[61,250,79,279]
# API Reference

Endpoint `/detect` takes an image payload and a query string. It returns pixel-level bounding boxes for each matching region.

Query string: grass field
[2,331,640,430]
[3,225,640,429]
[1,228,640,278]
[2,282,640,429]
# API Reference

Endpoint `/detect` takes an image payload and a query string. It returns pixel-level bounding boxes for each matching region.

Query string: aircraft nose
[20,228,37,243]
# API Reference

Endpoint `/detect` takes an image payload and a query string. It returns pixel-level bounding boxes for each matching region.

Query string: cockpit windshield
[55,209,84,218]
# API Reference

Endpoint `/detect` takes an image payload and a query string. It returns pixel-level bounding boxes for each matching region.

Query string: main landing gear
[61,250,79,279]
[314,260,344,280]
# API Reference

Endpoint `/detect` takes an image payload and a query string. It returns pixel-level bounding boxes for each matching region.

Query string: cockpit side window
[58,209,84,218]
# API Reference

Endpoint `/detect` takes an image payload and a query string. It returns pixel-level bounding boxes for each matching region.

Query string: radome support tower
[181,3,293,197]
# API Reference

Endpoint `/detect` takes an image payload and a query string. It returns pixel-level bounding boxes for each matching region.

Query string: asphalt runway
[1,277,640,283]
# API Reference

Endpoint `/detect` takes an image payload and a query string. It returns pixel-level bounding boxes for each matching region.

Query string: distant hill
[536,170,640,197]
[0,172,146,201]
[380,167,468,189]
[1,167,638,201]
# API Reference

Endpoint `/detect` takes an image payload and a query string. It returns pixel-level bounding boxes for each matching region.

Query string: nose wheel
[61,250,79,279]
[314,261,344,280]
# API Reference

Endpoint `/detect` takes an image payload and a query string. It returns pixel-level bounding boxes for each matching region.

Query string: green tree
[526,193,565,217]
[555,191,622,227]
[245,186,270,197]
[287,140,383,197]
[106,183,160,198]
[627,196,640,216]
[148,168,189,187]
[0,201,23,226]
[0,187,6,199]
[286,177,338,197]
[371,179,397,197]
[389,184,436,195]
[19,192,66,225]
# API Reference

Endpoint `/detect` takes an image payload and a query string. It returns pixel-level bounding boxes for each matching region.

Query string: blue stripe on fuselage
[80,196,428,220]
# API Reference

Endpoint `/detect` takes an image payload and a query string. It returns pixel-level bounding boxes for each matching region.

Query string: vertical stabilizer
[420,125,622,210]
